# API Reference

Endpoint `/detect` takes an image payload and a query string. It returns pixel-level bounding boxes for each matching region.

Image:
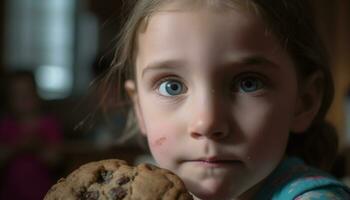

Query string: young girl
[99,0,350,199]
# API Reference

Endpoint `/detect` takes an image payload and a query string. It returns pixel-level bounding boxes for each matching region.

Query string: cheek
[141,100,184,148]
[145,122,182,164]
[139,97,185,163]
[146,125,173,149]
[153,136,167,147]
[235,97,293,158]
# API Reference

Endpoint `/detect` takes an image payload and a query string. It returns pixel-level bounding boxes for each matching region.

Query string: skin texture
[125,4,322,200]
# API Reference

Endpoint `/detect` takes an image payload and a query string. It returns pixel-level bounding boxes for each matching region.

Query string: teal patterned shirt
[254,157,350,200]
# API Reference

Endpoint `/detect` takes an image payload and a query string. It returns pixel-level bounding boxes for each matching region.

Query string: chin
[193,190,235,200]
[188,179,238,200]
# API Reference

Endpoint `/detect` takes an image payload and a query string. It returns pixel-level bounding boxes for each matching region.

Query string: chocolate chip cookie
[44,159,193,200]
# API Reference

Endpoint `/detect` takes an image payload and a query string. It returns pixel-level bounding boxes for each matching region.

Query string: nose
[187,92,229,140]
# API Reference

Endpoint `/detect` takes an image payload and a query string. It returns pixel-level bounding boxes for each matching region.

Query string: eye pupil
[168,83,179,91]
[244,80,253,88]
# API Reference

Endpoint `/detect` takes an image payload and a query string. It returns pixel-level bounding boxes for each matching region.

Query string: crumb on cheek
[153,137,167,147]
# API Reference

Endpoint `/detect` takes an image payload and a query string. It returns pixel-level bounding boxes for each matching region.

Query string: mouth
[187,157,243,168]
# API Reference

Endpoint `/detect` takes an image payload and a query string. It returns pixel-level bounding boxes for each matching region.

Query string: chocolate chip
[109,187,127,200]
[97,169,113,184]
[117,176,130,186]
[81,191,100,200]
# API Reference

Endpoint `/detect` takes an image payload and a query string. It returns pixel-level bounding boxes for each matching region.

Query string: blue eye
[158,80,185,96]
[238,77,264,93]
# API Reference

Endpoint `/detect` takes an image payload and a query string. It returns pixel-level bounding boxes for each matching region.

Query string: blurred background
[0,0,349,199]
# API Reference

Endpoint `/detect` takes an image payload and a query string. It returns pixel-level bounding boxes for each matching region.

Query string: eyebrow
[142,60,186,78]
[141,55,279,78]
[234,55,280,69]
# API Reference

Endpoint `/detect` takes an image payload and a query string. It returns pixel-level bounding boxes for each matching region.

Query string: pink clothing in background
[0,115,62,200]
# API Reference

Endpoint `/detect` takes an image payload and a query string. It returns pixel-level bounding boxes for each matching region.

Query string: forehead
[138,0,256,33]
[135,4,294,77]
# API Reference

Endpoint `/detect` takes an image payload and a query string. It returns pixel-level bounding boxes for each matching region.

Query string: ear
[291,71,324,133]
[125,80,147,135]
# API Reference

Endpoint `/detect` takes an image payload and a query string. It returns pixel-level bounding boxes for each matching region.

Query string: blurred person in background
[0,70,63,200]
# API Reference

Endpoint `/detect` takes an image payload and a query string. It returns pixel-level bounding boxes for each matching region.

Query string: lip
[187,156,243,168]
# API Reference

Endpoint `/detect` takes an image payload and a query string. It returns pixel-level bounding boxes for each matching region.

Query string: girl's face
[127,5,300,200]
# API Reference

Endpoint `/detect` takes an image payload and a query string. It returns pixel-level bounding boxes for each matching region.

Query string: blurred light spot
[35,65,72,99]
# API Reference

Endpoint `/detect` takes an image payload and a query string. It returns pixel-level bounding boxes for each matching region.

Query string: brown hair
[251,0,338,171]
[99,0,337,170]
